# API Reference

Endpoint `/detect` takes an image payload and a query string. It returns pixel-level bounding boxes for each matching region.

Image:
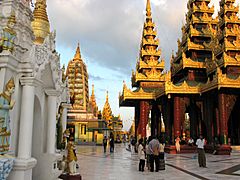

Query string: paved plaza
[76,144,240,180]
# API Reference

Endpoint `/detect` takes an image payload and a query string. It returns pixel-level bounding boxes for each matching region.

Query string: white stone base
[8,158,37,180]
[32,153,63,180]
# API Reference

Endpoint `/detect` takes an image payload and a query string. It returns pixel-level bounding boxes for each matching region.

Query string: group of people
[136,136,165,172]
[135,135,207,172]
[103,134,115,153]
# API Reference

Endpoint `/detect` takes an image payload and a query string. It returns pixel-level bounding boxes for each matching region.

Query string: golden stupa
[66,44,89,110]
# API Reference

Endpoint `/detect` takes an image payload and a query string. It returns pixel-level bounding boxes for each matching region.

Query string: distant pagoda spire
[74,43,82,60]
[102,91,113,122]
[31,0,50,44]
[89,84,98,116]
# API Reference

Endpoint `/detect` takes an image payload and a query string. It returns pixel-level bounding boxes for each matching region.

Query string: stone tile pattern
[76,144,240,180]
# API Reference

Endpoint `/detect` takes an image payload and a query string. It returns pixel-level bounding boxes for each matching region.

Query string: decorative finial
[106,91,109,102]
[146,0,152,17]
[31,0,50,44]
[74,43,81,60]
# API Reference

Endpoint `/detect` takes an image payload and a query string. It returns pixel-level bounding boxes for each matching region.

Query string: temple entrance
[228,96,240,145]
[187,102,206,140]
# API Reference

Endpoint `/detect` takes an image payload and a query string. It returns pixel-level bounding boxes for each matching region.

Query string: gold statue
[66,137,78,175]
[0,12,17,53]
[0,78,15,153]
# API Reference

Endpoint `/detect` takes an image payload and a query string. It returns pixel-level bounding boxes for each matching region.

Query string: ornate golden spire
[146,0,152,17]
[102,91,112,121]
[89,84,98,116]
[74,43,81,60]
[31,0,50,44]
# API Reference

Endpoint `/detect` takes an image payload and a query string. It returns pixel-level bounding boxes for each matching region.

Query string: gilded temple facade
[120,0,240,155]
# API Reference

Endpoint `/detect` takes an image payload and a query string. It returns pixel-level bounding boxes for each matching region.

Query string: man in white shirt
[196,135,206,168]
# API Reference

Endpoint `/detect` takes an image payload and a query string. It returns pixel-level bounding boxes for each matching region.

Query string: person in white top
[188,138,194,146]
[196,135,206,168]
[138,138,146,172]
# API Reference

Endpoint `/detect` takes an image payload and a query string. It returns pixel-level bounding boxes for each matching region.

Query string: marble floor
[76,144,240,180]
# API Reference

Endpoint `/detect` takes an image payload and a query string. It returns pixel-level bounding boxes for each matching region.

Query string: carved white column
[45,89,60,154]
[61,103,71,132]
[18,78,35,159]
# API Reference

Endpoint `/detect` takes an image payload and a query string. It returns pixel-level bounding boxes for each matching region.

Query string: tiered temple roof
[132,0,165,87]
[31,0,50,44]
[201,0,240,92]
[66,44,89,110]
[171,0,217,85]
[120,0,166,106]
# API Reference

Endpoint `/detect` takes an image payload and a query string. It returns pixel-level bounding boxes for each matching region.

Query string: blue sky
[45,0,240,130]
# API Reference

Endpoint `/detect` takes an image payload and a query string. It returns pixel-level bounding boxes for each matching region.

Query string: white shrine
[0,0,70,180]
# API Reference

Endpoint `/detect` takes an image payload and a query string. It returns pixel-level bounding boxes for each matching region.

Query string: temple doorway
[32,96,43,179]
[228,96,240,145]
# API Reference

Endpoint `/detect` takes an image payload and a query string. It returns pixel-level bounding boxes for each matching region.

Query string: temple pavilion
[120,0,240,155]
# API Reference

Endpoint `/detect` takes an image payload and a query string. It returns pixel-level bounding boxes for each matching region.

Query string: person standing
[103,136,107,153]
[145,137,152,170]
[196,135,206,168]
[130,136,136,154]
[159,138,165,170]
[149,136,160,172]
[109,133,114,153]
[175,136,181,153]
[138,138,145,172]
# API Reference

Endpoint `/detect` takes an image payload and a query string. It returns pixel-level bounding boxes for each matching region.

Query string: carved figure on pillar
[0,78,15,154]
[0,12,16,53]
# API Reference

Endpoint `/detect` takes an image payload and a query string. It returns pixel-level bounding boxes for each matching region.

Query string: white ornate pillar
[45,89,59,154]
[61,103,71,132]
[9,77,37,180]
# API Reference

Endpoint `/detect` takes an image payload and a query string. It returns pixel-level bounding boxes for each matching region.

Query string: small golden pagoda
[66,43,89,110]
[31,0,50,44]
[89,84,98,117]
[102,91,113,128]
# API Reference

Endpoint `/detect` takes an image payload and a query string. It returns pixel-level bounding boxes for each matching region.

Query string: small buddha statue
[0,12,17,53]
[0,78,15,153]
